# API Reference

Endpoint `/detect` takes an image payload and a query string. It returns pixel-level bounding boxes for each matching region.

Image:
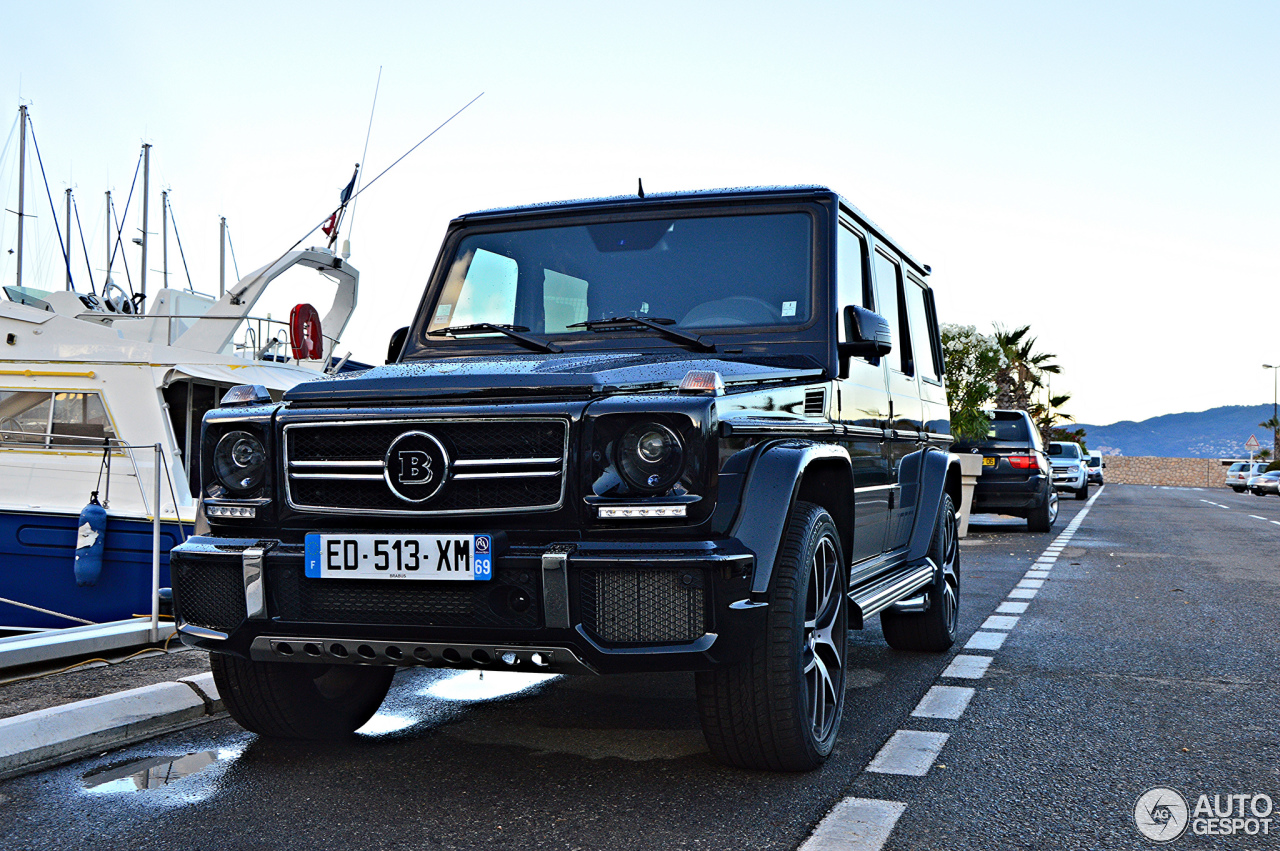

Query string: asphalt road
[1,486,1276,850]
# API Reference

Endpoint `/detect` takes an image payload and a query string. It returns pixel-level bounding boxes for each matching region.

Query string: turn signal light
[678,370,724,395]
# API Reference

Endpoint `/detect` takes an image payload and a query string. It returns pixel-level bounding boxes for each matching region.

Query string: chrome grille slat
[282,417,568,515]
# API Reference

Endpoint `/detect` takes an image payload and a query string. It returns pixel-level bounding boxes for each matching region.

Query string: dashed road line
[1024,570,1050,579]
[941,654,993,679]
[1007,587,1038,599]
[799,798,907,851]
[981,615,1019,630]
[964,631,1007,650]
[911,685,976,720]
[866,730,950,776]
[997,601,1029,614]
[1248,515,1267,520]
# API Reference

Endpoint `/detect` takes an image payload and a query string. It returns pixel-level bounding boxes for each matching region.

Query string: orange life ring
[289,303,323,360]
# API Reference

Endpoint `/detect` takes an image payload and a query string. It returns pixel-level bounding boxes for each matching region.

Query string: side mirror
[838,305,893,361]
[387,326,409,364]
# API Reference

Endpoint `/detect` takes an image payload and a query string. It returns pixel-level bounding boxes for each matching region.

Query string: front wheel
[696,501,846,771]
[881,493,959,652]
[210,653,394,739]
[1075,481,1089,501]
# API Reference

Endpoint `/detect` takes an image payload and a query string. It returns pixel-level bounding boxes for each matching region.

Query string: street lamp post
[1264,364,1279,460]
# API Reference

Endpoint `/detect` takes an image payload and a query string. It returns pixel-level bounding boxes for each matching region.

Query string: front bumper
[169,535,760,675]
[1051,467,1087,489]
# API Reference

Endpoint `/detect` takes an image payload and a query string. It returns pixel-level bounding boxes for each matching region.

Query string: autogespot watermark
[1134,787,1275,842]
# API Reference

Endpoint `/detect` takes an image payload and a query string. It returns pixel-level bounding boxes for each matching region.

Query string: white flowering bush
[941,324,1007,439]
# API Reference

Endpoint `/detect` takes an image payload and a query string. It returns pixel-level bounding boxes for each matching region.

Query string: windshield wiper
[427,323,562,354]
[567,316,715,353]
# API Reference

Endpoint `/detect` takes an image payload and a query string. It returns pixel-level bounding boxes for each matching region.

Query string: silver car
[1048,441,1090,500]
[1246,471,1280,496]
[1226,461,1268,492]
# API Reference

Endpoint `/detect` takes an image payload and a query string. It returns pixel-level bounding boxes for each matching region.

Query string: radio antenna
[345,66,382,249]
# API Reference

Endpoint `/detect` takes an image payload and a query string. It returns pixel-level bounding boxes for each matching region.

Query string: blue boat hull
[0,510,184,629]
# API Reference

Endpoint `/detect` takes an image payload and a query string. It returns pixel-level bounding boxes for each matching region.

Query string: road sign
[1246,435,1261,451]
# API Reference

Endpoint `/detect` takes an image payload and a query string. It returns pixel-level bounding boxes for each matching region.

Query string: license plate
[304,534,492,580]
[982,457,997,467]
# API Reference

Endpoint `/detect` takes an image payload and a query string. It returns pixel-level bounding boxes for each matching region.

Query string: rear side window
[904,278,942,381]
[872,250,912,375]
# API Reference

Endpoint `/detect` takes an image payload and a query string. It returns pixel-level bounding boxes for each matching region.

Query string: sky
[1,1,1276,426]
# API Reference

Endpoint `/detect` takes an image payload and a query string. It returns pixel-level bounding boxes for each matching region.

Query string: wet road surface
[2,487,1274,849]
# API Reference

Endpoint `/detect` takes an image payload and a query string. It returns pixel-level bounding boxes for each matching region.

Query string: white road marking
[866,730,950,776]
[982,615,1019,630]
[941,654,992,679]
[911,685,976,720]
[1008,588,1038,599]
[1249,515,1267,520]
[1272,521,1280,527]
[1017,578,1045,589]
[964,631,1008,650]
[800,798,908,851]
[1025,570,1050,579]
[997,601,1029,614]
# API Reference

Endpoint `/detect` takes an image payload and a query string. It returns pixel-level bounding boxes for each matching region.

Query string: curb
[0,674,225,781]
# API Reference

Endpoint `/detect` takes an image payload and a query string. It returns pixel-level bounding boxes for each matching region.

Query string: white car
[1048,441,1090,500]
[1226,461,1268,492]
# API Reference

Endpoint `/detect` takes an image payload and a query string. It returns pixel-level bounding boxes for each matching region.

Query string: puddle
[82,747,242,794]
[422,669,559,702]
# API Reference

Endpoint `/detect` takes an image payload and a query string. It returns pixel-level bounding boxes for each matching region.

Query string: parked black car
[953,409,1058,531]
[170,186,962,772]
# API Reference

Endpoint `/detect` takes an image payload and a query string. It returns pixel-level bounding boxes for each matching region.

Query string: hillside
[1074,404,1276,458]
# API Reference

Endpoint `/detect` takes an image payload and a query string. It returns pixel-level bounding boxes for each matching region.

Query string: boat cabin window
[0,390,118,449]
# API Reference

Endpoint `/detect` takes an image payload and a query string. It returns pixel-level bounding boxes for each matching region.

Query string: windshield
[1049,443,1081,458]
[422,212,813,341]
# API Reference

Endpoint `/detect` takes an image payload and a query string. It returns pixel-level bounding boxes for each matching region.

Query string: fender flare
[905,448,961,563]
[727,440,853,597]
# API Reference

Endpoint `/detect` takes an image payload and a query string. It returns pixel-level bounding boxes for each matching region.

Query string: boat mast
[104,190,112,288]
[15,105,26,288]
[219,216,226,297]
[65,188,72,289]
[139,143,150,307]
[161,189,168,288]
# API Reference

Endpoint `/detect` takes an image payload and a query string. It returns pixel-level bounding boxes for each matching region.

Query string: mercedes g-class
[171,186,962,771]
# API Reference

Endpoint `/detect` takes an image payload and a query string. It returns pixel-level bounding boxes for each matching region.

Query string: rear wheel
[1028,486,1058,532]
[881,494,959,652]
[696,501,846,771]
[210,652,394,739]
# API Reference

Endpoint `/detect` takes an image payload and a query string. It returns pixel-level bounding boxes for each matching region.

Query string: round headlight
[617,422,683,493]
[213,430,267,494]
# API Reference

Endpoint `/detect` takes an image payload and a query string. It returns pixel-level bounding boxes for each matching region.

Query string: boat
[0,106,364,633]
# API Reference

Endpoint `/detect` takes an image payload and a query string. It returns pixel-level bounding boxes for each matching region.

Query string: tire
[1027,486,1058,532]
[210,652,394,739]
[1075,481,1089,501]
[881,493,959,652]
[1232,487,1245,493]
[695,502,846,771]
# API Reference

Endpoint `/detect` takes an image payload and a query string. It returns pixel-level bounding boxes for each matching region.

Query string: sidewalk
[0,643,225,780]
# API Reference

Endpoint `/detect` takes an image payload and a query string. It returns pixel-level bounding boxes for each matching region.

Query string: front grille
[172,561,247,633]
[269,563,541,629]
[283,418,568,515]
[580,568,707,644]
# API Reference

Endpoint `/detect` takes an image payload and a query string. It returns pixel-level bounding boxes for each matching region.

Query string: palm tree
[1260,415,1280,461]
[992,325,1062,413]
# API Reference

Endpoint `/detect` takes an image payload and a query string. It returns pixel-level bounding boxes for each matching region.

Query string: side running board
[847,559,935,628]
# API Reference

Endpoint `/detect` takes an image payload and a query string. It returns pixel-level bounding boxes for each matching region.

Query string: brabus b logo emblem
[383,431,449,504]
[398,451,433,484]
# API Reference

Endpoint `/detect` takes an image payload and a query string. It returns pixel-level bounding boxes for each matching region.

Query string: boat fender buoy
[289,303,323,360]
[74,492,108,587]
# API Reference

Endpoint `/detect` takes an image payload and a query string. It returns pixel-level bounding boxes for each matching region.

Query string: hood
[283,350,826,405]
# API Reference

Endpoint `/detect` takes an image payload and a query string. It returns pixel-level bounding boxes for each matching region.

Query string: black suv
[171,186,962,772]
[953,409,1058,531]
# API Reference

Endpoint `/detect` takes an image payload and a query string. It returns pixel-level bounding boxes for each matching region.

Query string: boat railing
[73,310,341,359]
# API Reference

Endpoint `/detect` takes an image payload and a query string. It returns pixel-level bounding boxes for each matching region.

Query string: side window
[428,248,519,332]
[0,390,117,448]
[836,224,870,316]
[543,270,589,332]
[872,250,912,375]
[904,278,942,382]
